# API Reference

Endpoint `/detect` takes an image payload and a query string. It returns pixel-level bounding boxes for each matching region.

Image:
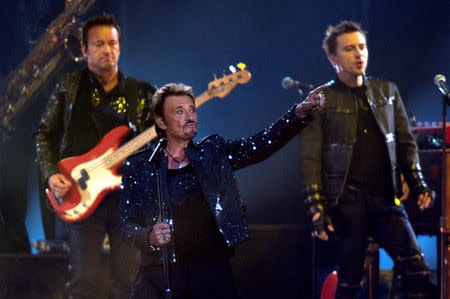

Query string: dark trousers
[131,258,240,299]
[67,192,138,299]
[331,186,433,299]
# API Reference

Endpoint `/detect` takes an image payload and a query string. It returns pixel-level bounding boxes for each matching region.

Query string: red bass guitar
[46,67,251,222]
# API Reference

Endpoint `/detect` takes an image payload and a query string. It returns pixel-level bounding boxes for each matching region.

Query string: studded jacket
[298,76,429,207]
[120,105,310,265]
[34,68,156,183]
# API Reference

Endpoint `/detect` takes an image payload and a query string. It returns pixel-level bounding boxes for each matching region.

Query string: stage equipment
[435,74,450,299]
[281,76,314,96]
[435,74,449,98]
[410,77,450,298]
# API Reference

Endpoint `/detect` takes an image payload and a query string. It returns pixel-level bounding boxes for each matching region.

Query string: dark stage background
[0,0,449,298]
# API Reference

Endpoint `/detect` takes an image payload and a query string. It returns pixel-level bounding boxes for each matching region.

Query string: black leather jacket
[34,69,156,182]
[299,76,428,206]
[120,106,310,265]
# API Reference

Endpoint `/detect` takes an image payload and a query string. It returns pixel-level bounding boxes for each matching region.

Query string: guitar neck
[103,91,213,168]
[195,90,214,108]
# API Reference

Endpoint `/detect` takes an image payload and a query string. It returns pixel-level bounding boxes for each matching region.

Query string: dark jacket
[299,76,427,206]
[120,106,310,265]
[34,68,156,182]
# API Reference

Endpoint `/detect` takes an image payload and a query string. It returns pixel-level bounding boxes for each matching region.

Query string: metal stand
[439,94,449,299]
[156,167,172,299]
[149,138,172,299]
[311,237,316,299]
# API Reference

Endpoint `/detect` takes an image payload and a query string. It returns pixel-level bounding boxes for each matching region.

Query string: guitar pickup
[77,169,90,190]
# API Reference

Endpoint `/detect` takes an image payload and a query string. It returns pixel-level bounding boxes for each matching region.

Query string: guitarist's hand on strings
[149,221,171,247]
[295,84,328,119]
[48,173,73,198]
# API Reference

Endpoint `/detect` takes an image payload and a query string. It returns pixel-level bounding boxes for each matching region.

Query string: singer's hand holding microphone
[149,220,171,247]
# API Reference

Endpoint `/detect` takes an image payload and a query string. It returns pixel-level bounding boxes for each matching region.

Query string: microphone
[281,76,314,91]
[158,137,168,148]
[148,137,167,163]
[434,74,449,97]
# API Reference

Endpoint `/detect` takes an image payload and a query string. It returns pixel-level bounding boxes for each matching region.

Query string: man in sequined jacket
[34,16,156,298]
[298,21,435,298]
[120,82,325,298]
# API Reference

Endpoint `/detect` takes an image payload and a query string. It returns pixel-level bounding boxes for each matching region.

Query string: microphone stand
[296,85,314,97]
[148,138,172,299]
[156,167,172,299]
[440,94,449,299]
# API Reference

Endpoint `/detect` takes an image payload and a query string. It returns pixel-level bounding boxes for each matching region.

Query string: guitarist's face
[157,95,198,141]
[82,25,120,74]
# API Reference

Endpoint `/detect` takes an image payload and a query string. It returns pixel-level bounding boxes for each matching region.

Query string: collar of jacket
[86,68,127,96]
[332,75,370,92]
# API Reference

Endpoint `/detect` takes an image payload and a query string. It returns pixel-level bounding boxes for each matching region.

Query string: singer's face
[156,95,198,141]
[329,31,368,81]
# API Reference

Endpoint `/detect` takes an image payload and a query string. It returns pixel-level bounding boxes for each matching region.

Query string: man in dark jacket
[34,15,156,298]
[120,82,325,298]
[298,21,435,298]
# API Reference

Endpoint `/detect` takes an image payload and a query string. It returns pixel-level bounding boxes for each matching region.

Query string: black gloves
[403,163,436,209]
[413,185,436,210]
[304,184,333,236]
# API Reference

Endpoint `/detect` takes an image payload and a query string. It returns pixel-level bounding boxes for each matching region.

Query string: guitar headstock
[64,0,96,16]
[207,66,251,99]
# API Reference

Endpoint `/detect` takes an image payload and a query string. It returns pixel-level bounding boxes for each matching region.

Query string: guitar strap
[125,76,139,128]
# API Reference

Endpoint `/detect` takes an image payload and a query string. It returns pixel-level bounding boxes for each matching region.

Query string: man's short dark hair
[81,15,121,50]
[151,83,195,137]
[322,21,366,56]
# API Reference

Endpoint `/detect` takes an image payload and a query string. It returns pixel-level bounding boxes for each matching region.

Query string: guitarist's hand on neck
[48,173,72,198]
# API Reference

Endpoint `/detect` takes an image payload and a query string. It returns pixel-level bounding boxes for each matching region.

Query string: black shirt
[346,85,393,198]
[167,164,231,262]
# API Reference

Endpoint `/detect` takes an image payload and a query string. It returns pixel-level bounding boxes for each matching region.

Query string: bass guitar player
[34,15,156,298]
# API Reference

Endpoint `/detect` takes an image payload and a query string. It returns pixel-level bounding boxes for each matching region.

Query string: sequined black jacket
[298,76,429,206]
[34,68,156,182]
[120,105,310,264]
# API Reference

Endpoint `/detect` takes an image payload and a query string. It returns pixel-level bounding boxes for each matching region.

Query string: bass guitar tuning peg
[237,62,246,71]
